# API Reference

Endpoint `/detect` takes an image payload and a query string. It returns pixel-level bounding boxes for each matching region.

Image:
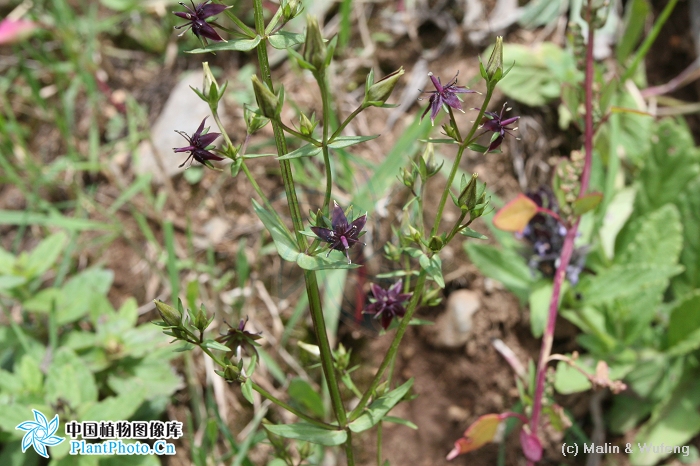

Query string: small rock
[447,405,470,423]
[429,289,481,348]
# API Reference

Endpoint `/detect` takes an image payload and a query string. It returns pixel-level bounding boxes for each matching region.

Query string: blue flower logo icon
[16,409,65,458]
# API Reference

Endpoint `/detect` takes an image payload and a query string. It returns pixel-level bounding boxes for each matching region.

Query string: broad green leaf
[580,264,682,306]
[18,354,42,394]
[348,378,414,433]
[554,360,592,394]
[608,394,654,435]
[635,119,700,213]
[419,254,444,288]
[80,389,146,422]
[674,177,700,294]
[528,280,567,338]
[22,232,67,278]
[46,347,98,407]
[631,371,700,466]
[263,423,346,446]
[518,0,567,28]
[465,243,533,301]
[667,290,700,348]
[296,253,361,270]
[492,194,538,232]
[288,378,325,418]
[188,36,261,53]
[599,187,635,260]
[328,135,378,149]
[252,199,299,262]
[277,144,322,160]
[107,359,183,400]
[616,204,683,267]
[458,227,488,240]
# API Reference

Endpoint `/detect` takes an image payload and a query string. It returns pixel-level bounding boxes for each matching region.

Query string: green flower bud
[299,112,318,136]
[251,75,280,119]
[363,67,404,107]
[193,304,211,333]
[298,442,313,460]
[282,0,303,22]
[244,104,269,134]
[303,15,327,73]
[154,300,181,327]
[401,167,415,188]
[202,62,220,103]
[458,173,479,210]
[484,36,504,83]
[428,235,444,252]
[222,364,241,382]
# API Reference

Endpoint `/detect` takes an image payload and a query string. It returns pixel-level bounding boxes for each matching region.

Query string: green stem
[252,0,348,435]
[252,382,337,430]
[376,421,383,465]
[277,121,322,146]
[429,88,494,238]
[318,72,333,212]
[219,4,256,38]
[349,271,427,421]
[330,104,364,142]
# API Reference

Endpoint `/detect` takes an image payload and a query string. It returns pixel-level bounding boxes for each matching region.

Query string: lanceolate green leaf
[187,36,261,53]
[349,378,414,433]
[296,253,361,271]
[418,254,444,288]
[277,144,322,160]
[328,135,378,149]
[252,199,299,262]
[263,423,347,446]
[268,31,305,49]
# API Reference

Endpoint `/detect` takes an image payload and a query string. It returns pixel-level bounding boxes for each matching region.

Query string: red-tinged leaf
[446,413,502,460]
[493,194,538,232]
[573,192,603,216]
[519,426,542,462]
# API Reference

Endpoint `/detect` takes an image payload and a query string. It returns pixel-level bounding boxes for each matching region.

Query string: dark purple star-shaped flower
[363,280,412,330]
[173,0,227,42]
[420,72,477,124]
[479,102,520,151]
[311,201,367,264]
[173,117,224,168]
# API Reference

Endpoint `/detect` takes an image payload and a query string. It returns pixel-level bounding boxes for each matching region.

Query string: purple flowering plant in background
[311,201,367,264]
[420,72,477,124]
[363,281,412,330]
[173,0,228,43]
[173,116,224,168]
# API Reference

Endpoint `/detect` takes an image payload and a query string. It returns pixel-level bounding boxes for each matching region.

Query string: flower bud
[251,75,280,119]
[428,235,444,252]
[222,364,241,382]
[154,300,181,327]
[458,173,479,210]
[363,67,404,107]
[282,0,303,22]
[484,36,504,83]
[202,62,220,103]
[193,304,211,333]
[298,442,313,460]
[299,112,318,136]
[401,167,415,188]
[303,15,327,73]
[244,105,269,134]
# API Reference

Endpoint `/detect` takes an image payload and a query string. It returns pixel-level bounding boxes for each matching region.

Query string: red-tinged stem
[529,1,595,442]
[537,207,566,227]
